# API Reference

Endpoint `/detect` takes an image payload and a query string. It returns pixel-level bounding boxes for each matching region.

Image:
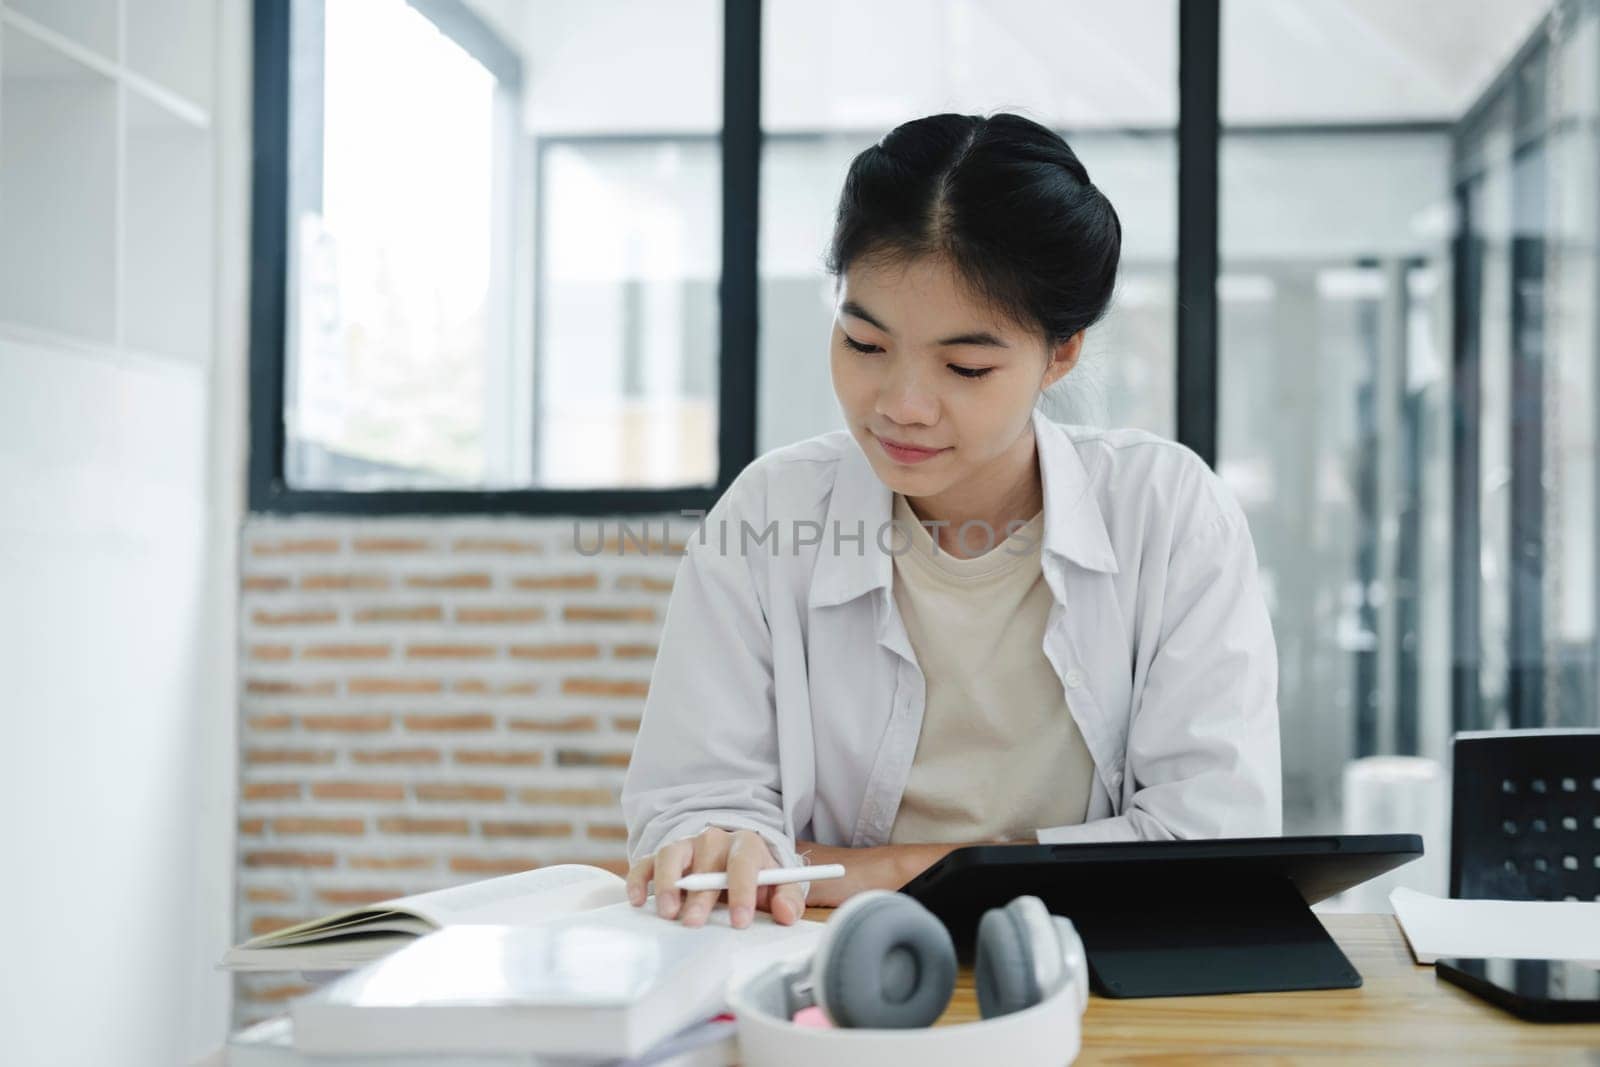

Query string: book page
[561,900,826,986]
[246,909,437,947]
[401,864,628,927]
[223,932,417,972]
[270,915,435,944]
[237,865,626,951]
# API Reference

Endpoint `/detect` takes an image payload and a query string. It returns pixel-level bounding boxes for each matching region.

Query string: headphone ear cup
[1052,915,1090,1015]
[813,891,957,1029]
[974,899,1042,1018]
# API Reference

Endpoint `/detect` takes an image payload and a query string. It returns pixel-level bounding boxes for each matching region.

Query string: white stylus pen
[672,863,846,893]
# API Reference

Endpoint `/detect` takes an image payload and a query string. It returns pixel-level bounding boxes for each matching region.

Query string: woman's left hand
[794,837,1011,908]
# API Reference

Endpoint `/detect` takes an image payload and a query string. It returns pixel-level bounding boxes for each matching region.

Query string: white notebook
[291,902,824,1059]
[223,865,632,972]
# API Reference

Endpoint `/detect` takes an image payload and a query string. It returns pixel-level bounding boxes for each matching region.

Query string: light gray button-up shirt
[621,408,1283,873]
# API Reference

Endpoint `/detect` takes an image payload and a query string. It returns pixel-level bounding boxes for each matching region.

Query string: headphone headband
[728,952,1084,1067]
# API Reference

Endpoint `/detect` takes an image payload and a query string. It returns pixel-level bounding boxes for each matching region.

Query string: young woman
[621,113,1280,929]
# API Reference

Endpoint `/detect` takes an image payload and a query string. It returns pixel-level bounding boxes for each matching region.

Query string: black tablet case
[899,833,1423,998]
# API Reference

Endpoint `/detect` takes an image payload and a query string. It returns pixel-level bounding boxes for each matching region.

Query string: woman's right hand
[625,826,806,929]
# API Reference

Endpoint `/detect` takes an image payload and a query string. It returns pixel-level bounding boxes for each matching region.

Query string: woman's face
[830,253,1080,500]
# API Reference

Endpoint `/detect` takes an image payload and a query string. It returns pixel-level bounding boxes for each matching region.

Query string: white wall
[0,338,228,1067]
[0,0,248,1063]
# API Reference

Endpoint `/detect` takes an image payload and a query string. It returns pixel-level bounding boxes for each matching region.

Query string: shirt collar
[809,407,1119,610]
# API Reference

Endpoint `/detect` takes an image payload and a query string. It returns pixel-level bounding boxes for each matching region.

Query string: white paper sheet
[1389,887,1600,966]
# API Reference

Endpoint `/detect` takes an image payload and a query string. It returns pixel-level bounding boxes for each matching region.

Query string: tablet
[899,833,1423,997]
[1437,957,1600,1022]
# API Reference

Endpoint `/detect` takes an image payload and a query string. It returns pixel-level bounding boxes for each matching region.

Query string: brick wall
[234,514,691,1022]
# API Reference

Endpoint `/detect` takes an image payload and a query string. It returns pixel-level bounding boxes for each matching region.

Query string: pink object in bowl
[791,1005,833,1029]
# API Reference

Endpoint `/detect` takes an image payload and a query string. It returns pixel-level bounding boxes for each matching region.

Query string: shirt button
[1064,669,1083,689]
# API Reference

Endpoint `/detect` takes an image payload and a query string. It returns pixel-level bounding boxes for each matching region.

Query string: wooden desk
[801,908,1600,1064]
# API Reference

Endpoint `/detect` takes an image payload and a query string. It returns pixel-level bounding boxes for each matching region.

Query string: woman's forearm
[794,838,999,907]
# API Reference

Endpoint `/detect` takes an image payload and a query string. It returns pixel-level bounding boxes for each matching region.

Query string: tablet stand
[944,868,1362,998]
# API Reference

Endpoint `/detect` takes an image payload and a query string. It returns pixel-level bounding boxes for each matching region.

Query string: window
[758,0,1178,449]
[1217,0,1600,832]
[252,0,737,512]
[285,0,519,491]
[536,138,720,489]
[1453,0,1600,738]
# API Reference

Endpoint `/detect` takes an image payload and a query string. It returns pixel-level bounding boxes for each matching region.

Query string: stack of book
[221,864,825,1064]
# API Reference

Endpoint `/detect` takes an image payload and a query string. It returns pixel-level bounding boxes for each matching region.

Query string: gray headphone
[766,889,1088,1028]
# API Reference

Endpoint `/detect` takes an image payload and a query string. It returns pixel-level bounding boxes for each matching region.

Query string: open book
[223,865,634,971]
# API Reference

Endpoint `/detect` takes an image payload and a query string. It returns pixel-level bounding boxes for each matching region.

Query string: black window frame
[248,0,758,516]
[249,0,1221,517]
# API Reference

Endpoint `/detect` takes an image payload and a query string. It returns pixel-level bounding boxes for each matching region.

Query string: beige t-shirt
[886,492,1096,844]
